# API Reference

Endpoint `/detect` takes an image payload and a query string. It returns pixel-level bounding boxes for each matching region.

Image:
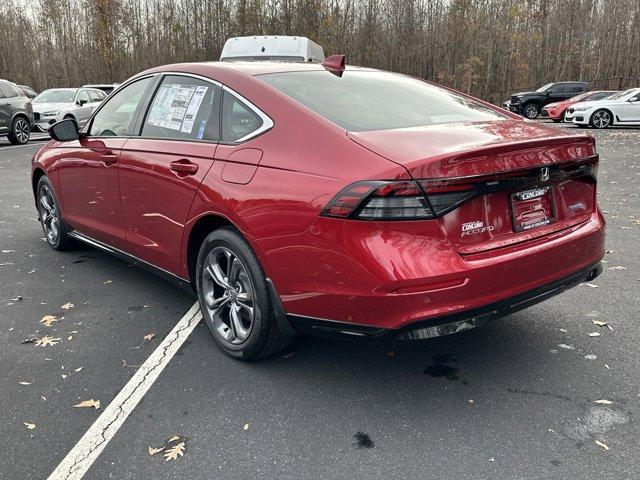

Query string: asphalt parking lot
[1,123,639,480]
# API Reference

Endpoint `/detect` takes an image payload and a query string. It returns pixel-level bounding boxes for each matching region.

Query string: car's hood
[31,102,71,112]
[545,101,568,109]
[347,120,595,178]
[512,91,536,97]
[571,99,616,109]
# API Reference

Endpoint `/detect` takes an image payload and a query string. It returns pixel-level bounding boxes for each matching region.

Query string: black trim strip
[67,231,194,294]
[286,261,603,340]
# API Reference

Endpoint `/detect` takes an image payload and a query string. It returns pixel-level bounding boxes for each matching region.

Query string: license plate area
[510,186,555,232]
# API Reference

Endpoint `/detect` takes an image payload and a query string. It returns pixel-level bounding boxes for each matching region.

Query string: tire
[195,227,293,360]
[7,116,30,145]
[590,109,612,129]
[36,176,74,250]
[522,103,540,119]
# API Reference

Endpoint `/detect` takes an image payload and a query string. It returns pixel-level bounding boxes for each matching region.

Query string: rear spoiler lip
[348,130,596,180]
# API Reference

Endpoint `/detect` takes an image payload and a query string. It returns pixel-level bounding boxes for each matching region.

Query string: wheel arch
[11,111,31,126]
[32,167,46,203]
[590,108,614,126]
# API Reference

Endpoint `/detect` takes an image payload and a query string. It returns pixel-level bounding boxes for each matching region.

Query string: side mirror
[49,119,79,142]
[77,99,87,106]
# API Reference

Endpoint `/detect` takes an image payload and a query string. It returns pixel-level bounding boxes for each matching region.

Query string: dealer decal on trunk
[461,221,495,236]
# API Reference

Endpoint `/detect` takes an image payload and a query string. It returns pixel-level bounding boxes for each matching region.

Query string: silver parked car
[32,87,107,132]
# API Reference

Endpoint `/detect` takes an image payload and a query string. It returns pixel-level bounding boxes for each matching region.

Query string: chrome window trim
[221,84,274,143]
[85,70,274,143]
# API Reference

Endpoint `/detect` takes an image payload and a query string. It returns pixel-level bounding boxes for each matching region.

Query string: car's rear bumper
[266,210,605,331]
[287,261,603,340]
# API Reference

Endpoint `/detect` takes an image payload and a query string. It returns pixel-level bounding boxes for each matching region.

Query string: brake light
[321,180,475,220]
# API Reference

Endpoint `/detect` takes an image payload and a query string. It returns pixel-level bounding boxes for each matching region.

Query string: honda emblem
[540,167,550,182]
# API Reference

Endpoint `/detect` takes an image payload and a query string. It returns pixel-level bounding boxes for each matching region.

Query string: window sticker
[147,83,209,132]
[181,86,209,133]
[196,120,207,139]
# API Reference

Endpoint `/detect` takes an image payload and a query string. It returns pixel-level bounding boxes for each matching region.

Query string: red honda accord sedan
[31,58,605,359]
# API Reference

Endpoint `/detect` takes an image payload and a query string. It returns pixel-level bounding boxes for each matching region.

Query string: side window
[0,84,6,99]
[142,75,221,141]
[552,84,567,94]
[76,90,90,105]
[568,84,584,94]
[89,77,154,137]
[0,83,19,98]
[88,90,102,102]
[221,92,264,142]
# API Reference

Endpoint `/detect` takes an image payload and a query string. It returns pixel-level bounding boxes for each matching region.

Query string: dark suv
[504,81,588,119]
[0,80,34,144]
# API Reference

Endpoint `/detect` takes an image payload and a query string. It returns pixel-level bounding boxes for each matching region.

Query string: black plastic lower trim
[286,261,603,341]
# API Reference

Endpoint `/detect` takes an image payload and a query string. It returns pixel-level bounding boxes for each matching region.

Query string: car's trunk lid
[348,120,598,255]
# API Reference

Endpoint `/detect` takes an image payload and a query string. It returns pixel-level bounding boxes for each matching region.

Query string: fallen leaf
[144,333,155,341]
[558,343,575,350]
[168,435,180,442]
[24,422,36,430]
[61,374,68,379]
[103,280,112,285]
[74,399,101,409]
[595,399,613,404]
[607,265,626,271]
[148,446,164,456]
[40,315,58,327]
[588,332,601,337]
[60,302,75,310]
[605,364,610,370]
[163,442,185,461]
[75,367,83,372]
[243,423,250,430]
[595,440,609,451]
[583,283,599,288]
[607,324,613,331]
[35,336,61,347]
[18,381,31,385]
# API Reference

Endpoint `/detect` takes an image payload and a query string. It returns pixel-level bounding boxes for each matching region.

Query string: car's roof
[144,60,377,77]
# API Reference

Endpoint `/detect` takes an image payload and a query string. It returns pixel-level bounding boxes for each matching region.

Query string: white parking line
[47,302,202,480]
[0,143,42,151]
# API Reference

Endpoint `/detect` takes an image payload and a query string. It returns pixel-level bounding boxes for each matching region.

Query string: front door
[620,94,640,123]
[56,76,156,249]
[117,74,222,274]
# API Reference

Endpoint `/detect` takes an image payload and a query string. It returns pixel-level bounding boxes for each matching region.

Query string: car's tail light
[321,157,597,221]
[321,180,475,221]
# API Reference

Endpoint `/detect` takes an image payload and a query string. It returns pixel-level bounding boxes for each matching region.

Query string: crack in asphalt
[57,309,201,479]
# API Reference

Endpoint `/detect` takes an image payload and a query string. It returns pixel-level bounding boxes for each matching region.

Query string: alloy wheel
[202,246,255,345]
[39,184,59,244]
[592,110,611,128]
[523,104,539,119]
[14,118,30,143]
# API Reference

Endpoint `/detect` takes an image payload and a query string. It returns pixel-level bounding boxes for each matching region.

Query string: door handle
[170,159,199,175]
[99,152,118,165]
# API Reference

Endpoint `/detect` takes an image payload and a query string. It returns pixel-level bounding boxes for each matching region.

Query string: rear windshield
[259,70,506,132]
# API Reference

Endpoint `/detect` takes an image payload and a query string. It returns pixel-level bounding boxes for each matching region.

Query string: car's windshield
[568,92,590,102]
[260,70,507,132]
[606,89,636,100]
[535,83,554,92]
[34,89,76,103]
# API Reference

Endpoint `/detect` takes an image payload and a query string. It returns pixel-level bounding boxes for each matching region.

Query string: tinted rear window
[260,70,506,132]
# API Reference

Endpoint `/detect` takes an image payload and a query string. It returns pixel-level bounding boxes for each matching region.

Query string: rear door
[0,82,21,132]
[57,76,155,249]
[0,84,9,132]
[117,74,222,274]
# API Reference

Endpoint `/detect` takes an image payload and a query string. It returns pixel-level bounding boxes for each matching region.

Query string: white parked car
[32,87,107,132]
[220,35,325,62]
[569,87,640,129]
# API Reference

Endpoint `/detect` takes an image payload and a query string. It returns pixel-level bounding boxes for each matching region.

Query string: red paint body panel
[31,61,606,333]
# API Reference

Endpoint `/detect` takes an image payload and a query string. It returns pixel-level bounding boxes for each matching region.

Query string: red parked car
[542,90,617,122]
[31,58,605,359]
